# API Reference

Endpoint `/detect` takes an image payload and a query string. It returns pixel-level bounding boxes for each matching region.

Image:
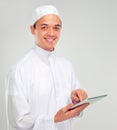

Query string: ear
[30,25,35,35]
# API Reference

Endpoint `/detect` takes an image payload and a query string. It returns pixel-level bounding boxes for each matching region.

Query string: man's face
[30,14,62,51]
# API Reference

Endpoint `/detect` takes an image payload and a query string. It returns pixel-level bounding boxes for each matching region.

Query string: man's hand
[71,89,88,104]
[54,103,89,122]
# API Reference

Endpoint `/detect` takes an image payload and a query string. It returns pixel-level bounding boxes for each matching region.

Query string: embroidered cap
[31,5,61,26]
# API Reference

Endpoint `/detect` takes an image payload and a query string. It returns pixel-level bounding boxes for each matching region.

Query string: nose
[47,27,54,36]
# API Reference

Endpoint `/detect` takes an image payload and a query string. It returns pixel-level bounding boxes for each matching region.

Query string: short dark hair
[33,22,37,29]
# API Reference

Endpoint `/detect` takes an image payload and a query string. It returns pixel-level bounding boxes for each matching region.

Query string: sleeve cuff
[33,115,56,130]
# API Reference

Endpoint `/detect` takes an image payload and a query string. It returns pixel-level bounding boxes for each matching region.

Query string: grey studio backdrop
[0,0,117,130]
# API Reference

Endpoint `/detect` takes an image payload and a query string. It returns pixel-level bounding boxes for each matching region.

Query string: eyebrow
[55,24,62,27]
[40,24,62,27]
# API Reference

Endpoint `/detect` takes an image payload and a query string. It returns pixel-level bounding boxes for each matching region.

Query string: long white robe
[6,45,80,130]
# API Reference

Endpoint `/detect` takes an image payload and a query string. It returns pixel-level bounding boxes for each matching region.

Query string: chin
[46,45,55,51]
[48,48,54,51]
[47,46,54,51]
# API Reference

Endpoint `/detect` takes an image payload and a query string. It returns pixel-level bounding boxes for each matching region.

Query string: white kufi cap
[31,5,61,26]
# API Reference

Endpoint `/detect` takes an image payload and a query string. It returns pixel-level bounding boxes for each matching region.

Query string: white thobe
[6,45,80,130]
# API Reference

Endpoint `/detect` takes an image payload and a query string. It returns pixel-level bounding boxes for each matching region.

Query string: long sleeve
[7,67,35,129]
[6,66,56,130]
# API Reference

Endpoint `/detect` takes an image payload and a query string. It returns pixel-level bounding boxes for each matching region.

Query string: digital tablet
[69,94,108,111]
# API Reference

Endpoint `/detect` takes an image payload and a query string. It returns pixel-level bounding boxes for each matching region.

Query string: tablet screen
[69,94,108,111]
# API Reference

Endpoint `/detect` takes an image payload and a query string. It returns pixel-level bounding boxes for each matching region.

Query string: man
[6,5,89,130]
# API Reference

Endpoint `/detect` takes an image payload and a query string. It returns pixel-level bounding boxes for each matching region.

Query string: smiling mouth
[45,37,55,43]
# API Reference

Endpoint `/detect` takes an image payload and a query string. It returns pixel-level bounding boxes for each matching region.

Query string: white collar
[33,44,55,58]
[33,45,56,66]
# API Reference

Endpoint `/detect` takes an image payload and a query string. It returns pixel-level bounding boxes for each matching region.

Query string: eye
[40,26,48,30]
[54,26,61,31]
